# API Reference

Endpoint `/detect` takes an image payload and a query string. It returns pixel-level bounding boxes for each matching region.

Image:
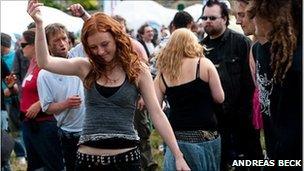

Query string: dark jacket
[200,28,254,127]
[12,48,29,86]
[1,60,10,110]
[137,37,156,59]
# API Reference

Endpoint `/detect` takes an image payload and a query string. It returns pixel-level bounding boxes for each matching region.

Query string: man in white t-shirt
[37,23,85,171]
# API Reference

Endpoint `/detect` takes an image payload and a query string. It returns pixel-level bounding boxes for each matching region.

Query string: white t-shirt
[37,70,85,132]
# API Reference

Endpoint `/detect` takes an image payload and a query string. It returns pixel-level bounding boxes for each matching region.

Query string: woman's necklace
[108,77,119,83]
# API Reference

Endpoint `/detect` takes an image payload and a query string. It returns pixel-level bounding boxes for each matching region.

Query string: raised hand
[68,3,91,21]
[27,0,44,24]
[68,3,85,17]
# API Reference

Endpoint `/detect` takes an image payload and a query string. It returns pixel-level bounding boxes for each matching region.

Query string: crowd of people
[1,0,301,171]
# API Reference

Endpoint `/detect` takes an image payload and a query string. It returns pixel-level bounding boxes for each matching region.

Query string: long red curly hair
[81,12,142,89]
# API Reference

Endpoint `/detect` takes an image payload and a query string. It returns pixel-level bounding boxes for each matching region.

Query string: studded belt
[76,147,140,167]
[174,130,219,143]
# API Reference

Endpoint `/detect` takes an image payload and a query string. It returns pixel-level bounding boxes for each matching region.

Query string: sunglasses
[20,43,30,48]
[201,16,221,21]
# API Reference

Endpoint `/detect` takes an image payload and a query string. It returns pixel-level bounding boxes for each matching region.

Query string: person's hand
[68,3,86,17]
[64,95,82,109]
[137,96,145,111]
[12,83,19,94]
[5,74,17,88]
[27,0,44,24]
[26,102,41,119]
[175,155,191,171]
[68,3,91,21]
[3,88,11,97]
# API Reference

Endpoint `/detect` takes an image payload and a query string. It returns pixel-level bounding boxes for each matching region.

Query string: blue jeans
[164,136,221,171]
[22,120,64,171]
[1,110,9,131]
[58,128,81,171]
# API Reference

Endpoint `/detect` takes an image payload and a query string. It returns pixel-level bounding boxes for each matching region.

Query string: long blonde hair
[156,28,203,81]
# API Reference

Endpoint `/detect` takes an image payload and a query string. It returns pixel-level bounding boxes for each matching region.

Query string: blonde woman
[154,28,224,170]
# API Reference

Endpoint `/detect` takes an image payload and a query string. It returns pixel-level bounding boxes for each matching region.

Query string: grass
[10,152,27,171]
[150,130,165,171]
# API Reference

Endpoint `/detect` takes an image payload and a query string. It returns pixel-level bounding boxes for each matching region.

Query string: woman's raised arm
[27,0,90,79]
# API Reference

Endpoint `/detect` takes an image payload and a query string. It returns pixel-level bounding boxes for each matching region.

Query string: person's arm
[1,61,10,79]
[249,46,256,85]
[45,96,81,115]
[204,58,225,103]
[68,3,91,21]
[37,71,81,115]
[1,62,10,93]
[2,61,14,97]
[27,0,90,80]
[153,74,165,106]
[12,49,21,83]
[25,101,41,119]
[137,65,190,171]
[131,39,149,64]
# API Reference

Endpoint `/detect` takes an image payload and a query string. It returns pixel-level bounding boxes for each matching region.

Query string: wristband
[80,12,85,18]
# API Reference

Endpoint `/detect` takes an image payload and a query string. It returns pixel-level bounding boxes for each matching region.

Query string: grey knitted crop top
[78,78,140,145]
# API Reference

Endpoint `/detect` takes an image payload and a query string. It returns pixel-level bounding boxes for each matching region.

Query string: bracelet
[80,12,85,18]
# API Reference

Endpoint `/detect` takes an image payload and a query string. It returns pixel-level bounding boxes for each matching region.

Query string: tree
[40,0,100,12]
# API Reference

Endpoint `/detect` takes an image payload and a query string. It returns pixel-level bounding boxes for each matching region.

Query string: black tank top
[161,59,217,131]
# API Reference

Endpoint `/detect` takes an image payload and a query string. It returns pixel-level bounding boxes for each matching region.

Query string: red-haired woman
[27,0,190,170]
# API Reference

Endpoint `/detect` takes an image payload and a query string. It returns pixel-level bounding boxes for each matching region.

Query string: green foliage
[150,130,164,171]
[40,0,99,12]
[40,0,63,10]
[70,0,99,11]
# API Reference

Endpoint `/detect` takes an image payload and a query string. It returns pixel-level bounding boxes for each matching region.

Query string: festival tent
[184,3,244,34]
[184,3,204,22]
[110,0,178,32]
[1,1,83,36]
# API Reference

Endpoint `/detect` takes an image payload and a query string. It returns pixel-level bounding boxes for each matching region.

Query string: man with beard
[200,0,260,170]
[37,23,85,171]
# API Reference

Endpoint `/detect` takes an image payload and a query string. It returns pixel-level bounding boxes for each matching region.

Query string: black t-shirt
[203,33,224,64]
[253,42,272,117]
[254,39,302,159]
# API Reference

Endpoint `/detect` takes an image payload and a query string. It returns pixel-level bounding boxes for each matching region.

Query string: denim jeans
[22,120,64,171]
[1,110,9,131]
[164,136,221,171]
[58,128,81,171]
